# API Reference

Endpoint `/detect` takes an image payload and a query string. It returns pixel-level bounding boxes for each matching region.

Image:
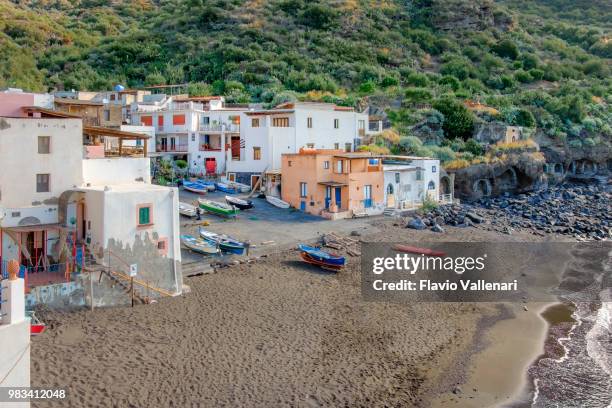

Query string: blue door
[300,201,306,211]
[364,185,372,208]
[325,186,331,209]
[335,187,341,207]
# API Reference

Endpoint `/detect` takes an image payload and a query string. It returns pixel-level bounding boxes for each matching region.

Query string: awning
[318,181,348,187]
[3,223,63,233]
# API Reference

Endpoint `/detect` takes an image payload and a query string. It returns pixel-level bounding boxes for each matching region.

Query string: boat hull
[266,196,290,209]
[181,235,219,255]
[198,199,239,217]
[225,196,253,210]
[298,244,345,266]
[299,252,343,271]
[199,230,246,255]
[183,182,208,194]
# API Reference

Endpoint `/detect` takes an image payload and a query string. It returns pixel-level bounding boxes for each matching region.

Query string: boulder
[406,217,427,230]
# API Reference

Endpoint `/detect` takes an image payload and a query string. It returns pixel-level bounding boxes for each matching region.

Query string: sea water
[529,299,611,407]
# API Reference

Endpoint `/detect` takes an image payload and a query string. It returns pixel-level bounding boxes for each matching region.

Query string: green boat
[198,198,239,217]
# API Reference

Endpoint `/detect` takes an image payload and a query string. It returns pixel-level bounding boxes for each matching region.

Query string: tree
[404,87,433,103]
[492,39,520,60]
[432,98,475,140]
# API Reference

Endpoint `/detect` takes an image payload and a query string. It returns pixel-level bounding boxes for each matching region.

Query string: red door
[205,158,216,174]
[231,137,240,159]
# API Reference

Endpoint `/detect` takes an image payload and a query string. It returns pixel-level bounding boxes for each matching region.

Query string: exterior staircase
[383,207,396,216]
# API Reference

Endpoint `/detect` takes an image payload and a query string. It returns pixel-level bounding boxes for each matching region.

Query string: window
[288,161,292,167]
[252,118,260,128]
[36,174,50,192]
[323,161,330,169]
[395,173,400,183]
[416,169,423,181]
[428,181,436,190]
[345,143,352,152]
[158,240,166,250]
[103,110,110,121]
[334,143,339,150]
[272,117,289,127]
[336,160,343,173]
[202,117,210,125]
[306,143,315,149]
[191,134,195,142]
[158,116,164,127]
[38,136,50,154]
[141,116,153,126]
[432,165,437,173]
[307,117,313,128]
[358,120,365,129]
[173,114,186,125]
[334,119,339,129]
[253,147,261,160]
[300,182,307,198]
[138,205,153,226]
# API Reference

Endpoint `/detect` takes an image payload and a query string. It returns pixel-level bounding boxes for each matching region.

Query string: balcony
[199,144,223,152]
[156,143,188,153]
[200,123,240,133]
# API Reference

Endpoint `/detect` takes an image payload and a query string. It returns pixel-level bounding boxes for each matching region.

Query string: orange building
[281,149,385,219]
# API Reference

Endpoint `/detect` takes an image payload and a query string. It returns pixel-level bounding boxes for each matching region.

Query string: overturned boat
[181,234,219,255]
[199,228,247,255]
[266,195,290,209]
[198,198,239,217]
[179,202,198,217]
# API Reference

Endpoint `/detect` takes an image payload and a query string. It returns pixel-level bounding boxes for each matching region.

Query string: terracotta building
[281,149,385,219]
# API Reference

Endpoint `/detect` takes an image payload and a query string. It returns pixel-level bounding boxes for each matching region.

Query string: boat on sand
[266,195,290,209]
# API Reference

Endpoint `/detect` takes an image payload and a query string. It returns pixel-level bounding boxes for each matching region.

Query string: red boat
[393,244,446,257]
[26,311,46,336]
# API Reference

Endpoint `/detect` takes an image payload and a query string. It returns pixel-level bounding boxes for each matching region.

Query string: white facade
[0,111,181,298]
[383,158,440,209]
[226,102,369,185]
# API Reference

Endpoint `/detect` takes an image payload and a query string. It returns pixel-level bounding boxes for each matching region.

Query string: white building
[227,102,370,187]
[0,103,182,306]
[383,158,443,209]
[130,95,246,176]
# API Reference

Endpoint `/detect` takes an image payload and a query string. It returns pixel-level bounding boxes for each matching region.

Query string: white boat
[180,235,219,255]
[266,195,290,209]
[179,202,198,217]
[225,195,253,210]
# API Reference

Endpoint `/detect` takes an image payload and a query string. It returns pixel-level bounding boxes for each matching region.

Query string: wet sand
[31,220,559,407]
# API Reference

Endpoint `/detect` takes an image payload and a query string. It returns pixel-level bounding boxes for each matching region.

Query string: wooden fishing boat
[198,198,239,217]
[266,195,290,209]
[199,229,246,255]
[183,181,208,194]
[215,182,238,194]
[392,244,446,257]
[231,181,251,193]
[26,311,46,336]
[225,195,253,210]
[181,235,219,255]
[179,202,198,217]
[297,244,345,270]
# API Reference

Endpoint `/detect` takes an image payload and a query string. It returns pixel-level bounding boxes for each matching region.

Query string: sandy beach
[30,220,562,407]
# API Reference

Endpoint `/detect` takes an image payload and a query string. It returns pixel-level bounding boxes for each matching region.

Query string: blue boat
[215,182,238,194]
[297,244,345,269]
[199,228,247,255]
[195,180,216,191]
[183,181,208,194]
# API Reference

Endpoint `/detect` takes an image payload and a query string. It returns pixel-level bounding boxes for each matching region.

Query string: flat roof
[54,97,103,106]
[79,183,171,192]
[245,109,294,116]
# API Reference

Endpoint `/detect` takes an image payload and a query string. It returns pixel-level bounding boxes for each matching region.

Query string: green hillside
[1,0,610,158]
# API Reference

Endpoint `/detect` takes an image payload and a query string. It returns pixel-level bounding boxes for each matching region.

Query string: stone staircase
[383,207,396,216]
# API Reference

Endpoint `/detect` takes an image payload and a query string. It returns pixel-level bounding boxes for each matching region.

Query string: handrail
[109,269,175,298]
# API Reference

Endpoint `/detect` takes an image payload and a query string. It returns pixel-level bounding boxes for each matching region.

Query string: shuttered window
[138,205,152,226]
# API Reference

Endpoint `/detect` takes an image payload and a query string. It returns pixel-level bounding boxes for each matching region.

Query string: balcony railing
[200,123,240,133]
[199,145,223,152]
[156,144,189,152]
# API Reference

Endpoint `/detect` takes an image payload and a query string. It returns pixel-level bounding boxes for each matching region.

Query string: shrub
[529,69,544,81]
[300,4,338,29]
[404,87,433,103]
[359,81,376,93]
[583,138,596,147]
[514,70,532,83]
[439,75,461,91]
[463,139,485,156]
[440,58,474,80]
[432,98,475,140]
[521,54,539,70]
[380,76,399,87]
[399,135,423,151]
[405,72,429,87]
[492,39,520,60]
[174,159,188,169]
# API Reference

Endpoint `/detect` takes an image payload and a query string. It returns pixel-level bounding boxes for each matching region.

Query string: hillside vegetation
[1,0,610,160]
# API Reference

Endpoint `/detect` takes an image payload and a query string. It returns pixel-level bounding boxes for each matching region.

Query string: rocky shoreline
[409,182,611,241]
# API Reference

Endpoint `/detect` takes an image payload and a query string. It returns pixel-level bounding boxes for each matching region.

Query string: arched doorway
[473,179,492,197]
[386,183,395,208]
